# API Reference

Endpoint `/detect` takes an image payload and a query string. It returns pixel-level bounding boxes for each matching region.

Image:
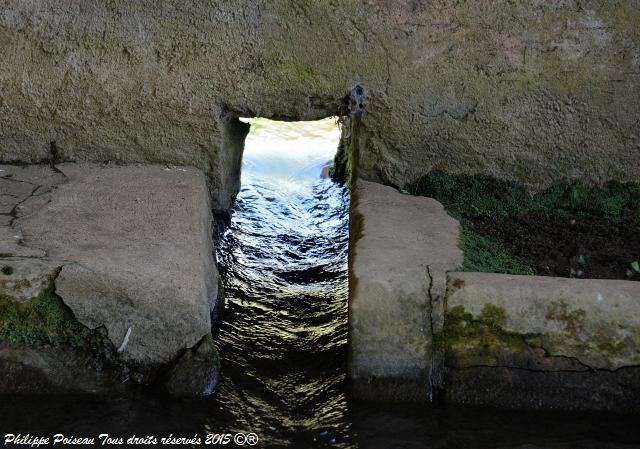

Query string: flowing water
[210,118,352,447]
[2,119,640,448]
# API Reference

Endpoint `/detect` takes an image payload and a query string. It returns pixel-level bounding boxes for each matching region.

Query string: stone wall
[1,1,639,210]
[349,180,462,401]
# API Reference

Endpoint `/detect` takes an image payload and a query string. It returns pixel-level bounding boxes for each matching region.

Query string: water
[2,119,640,448]
[211,118,352,447]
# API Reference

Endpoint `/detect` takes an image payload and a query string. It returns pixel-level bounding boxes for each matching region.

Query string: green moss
[1,266,13,276]
[0,286,93,349]
[445,305,535,363]
[544,300,586,335]
[409,172,640,224]
[478,303,507,327]
[407,172,640,274]
[459,219,535,275]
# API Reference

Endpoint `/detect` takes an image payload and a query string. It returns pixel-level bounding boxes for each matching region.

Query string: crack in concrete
[537,343,597,372]
[0,176,39,186]
[430,270,609,399]
[426,265,436,401]
[426,264,445,402]
[5,174,63,228]
[1,168,66,259]
[8,185,41,226]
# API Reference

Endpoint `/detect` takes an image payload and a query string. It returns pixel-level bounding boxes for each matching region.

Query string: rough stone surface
[0,257,61,302]
[1,2,639,210]
[0,226,46,258]
[15,163,219,367]
[445,366,640,413]
[0,164,66,232]
[444,272,640,411]
[160,333,220,398]
[349,180,462,401]
[1,164,66,301]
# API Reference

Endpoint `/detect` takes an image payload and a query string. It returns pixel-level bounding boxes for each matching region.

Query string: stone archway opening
[211,115,353,430]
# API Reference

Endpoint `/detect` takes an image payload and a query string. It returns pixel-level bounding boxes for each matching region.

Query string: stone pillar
[348,180,462,401]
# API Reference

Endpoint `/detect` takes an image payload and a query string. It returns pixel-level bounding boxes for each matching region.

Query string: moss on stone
[478,303,507,327]
[444,304,536,364]
[0,285,102,352]
[331,117,357,187]
[544,300,586,335]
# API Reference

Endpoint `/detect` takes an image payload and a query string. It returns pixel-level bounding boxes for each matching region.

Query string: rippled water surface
[212,118,352,447]
[2,119,640,448]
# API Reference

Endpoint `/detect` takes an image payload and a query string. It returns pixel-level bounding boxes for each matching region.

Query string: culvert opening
[239,117,342,188]
[213,116,353,443]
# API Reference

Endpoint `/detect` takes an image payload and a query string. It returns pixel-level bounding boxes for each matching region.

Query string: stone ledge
[444,271,640,411]
[348,183,640,411]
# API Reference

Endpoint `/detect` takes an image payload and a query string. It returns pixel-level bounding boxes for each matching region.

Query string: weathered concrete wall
[15,163,218,366]
[1,1,639,210]
[349,185,640,411]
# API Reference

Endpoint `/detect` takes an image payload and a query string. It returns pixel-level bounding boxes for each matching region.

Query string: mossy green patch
[408,172,640,275]
[445,304,536,366]
[544,301,586,335]
[409,172,640,224]
[0,285,101,352]
[459,219,535,275]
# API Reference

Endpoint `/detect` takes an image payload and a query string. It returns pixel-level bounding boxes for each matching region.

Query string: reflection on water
[212,117,352,447]
[2,118,640,448]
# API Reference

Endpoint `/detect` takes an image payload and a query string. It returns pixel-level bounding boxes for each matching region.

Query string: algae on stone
[0,285,107,354]
[444,304,539,369]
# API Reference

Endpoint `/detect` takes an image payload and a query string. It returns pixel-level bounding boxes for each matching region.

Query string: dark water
[2,122,640,448]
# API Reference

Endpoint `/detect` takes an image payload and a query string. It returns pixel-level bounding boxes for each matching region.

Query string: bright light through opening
[239,117,340,190]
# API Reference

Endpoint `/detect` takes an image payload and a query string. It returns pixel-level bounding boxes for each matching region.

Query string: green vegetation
[409,172,640,223]
[407,172,640,275]
[445,304,534,362]
[459,221,535,274]
[0,285,93,348]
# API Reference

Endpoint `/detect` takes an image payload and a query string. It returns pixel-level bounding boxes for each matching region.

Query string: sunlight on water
[239,117,340,189]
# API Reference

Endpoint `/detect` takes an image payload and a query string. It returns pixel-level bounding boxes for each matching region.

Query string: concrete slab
[14,163,219,367]
[348,180,462,401]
